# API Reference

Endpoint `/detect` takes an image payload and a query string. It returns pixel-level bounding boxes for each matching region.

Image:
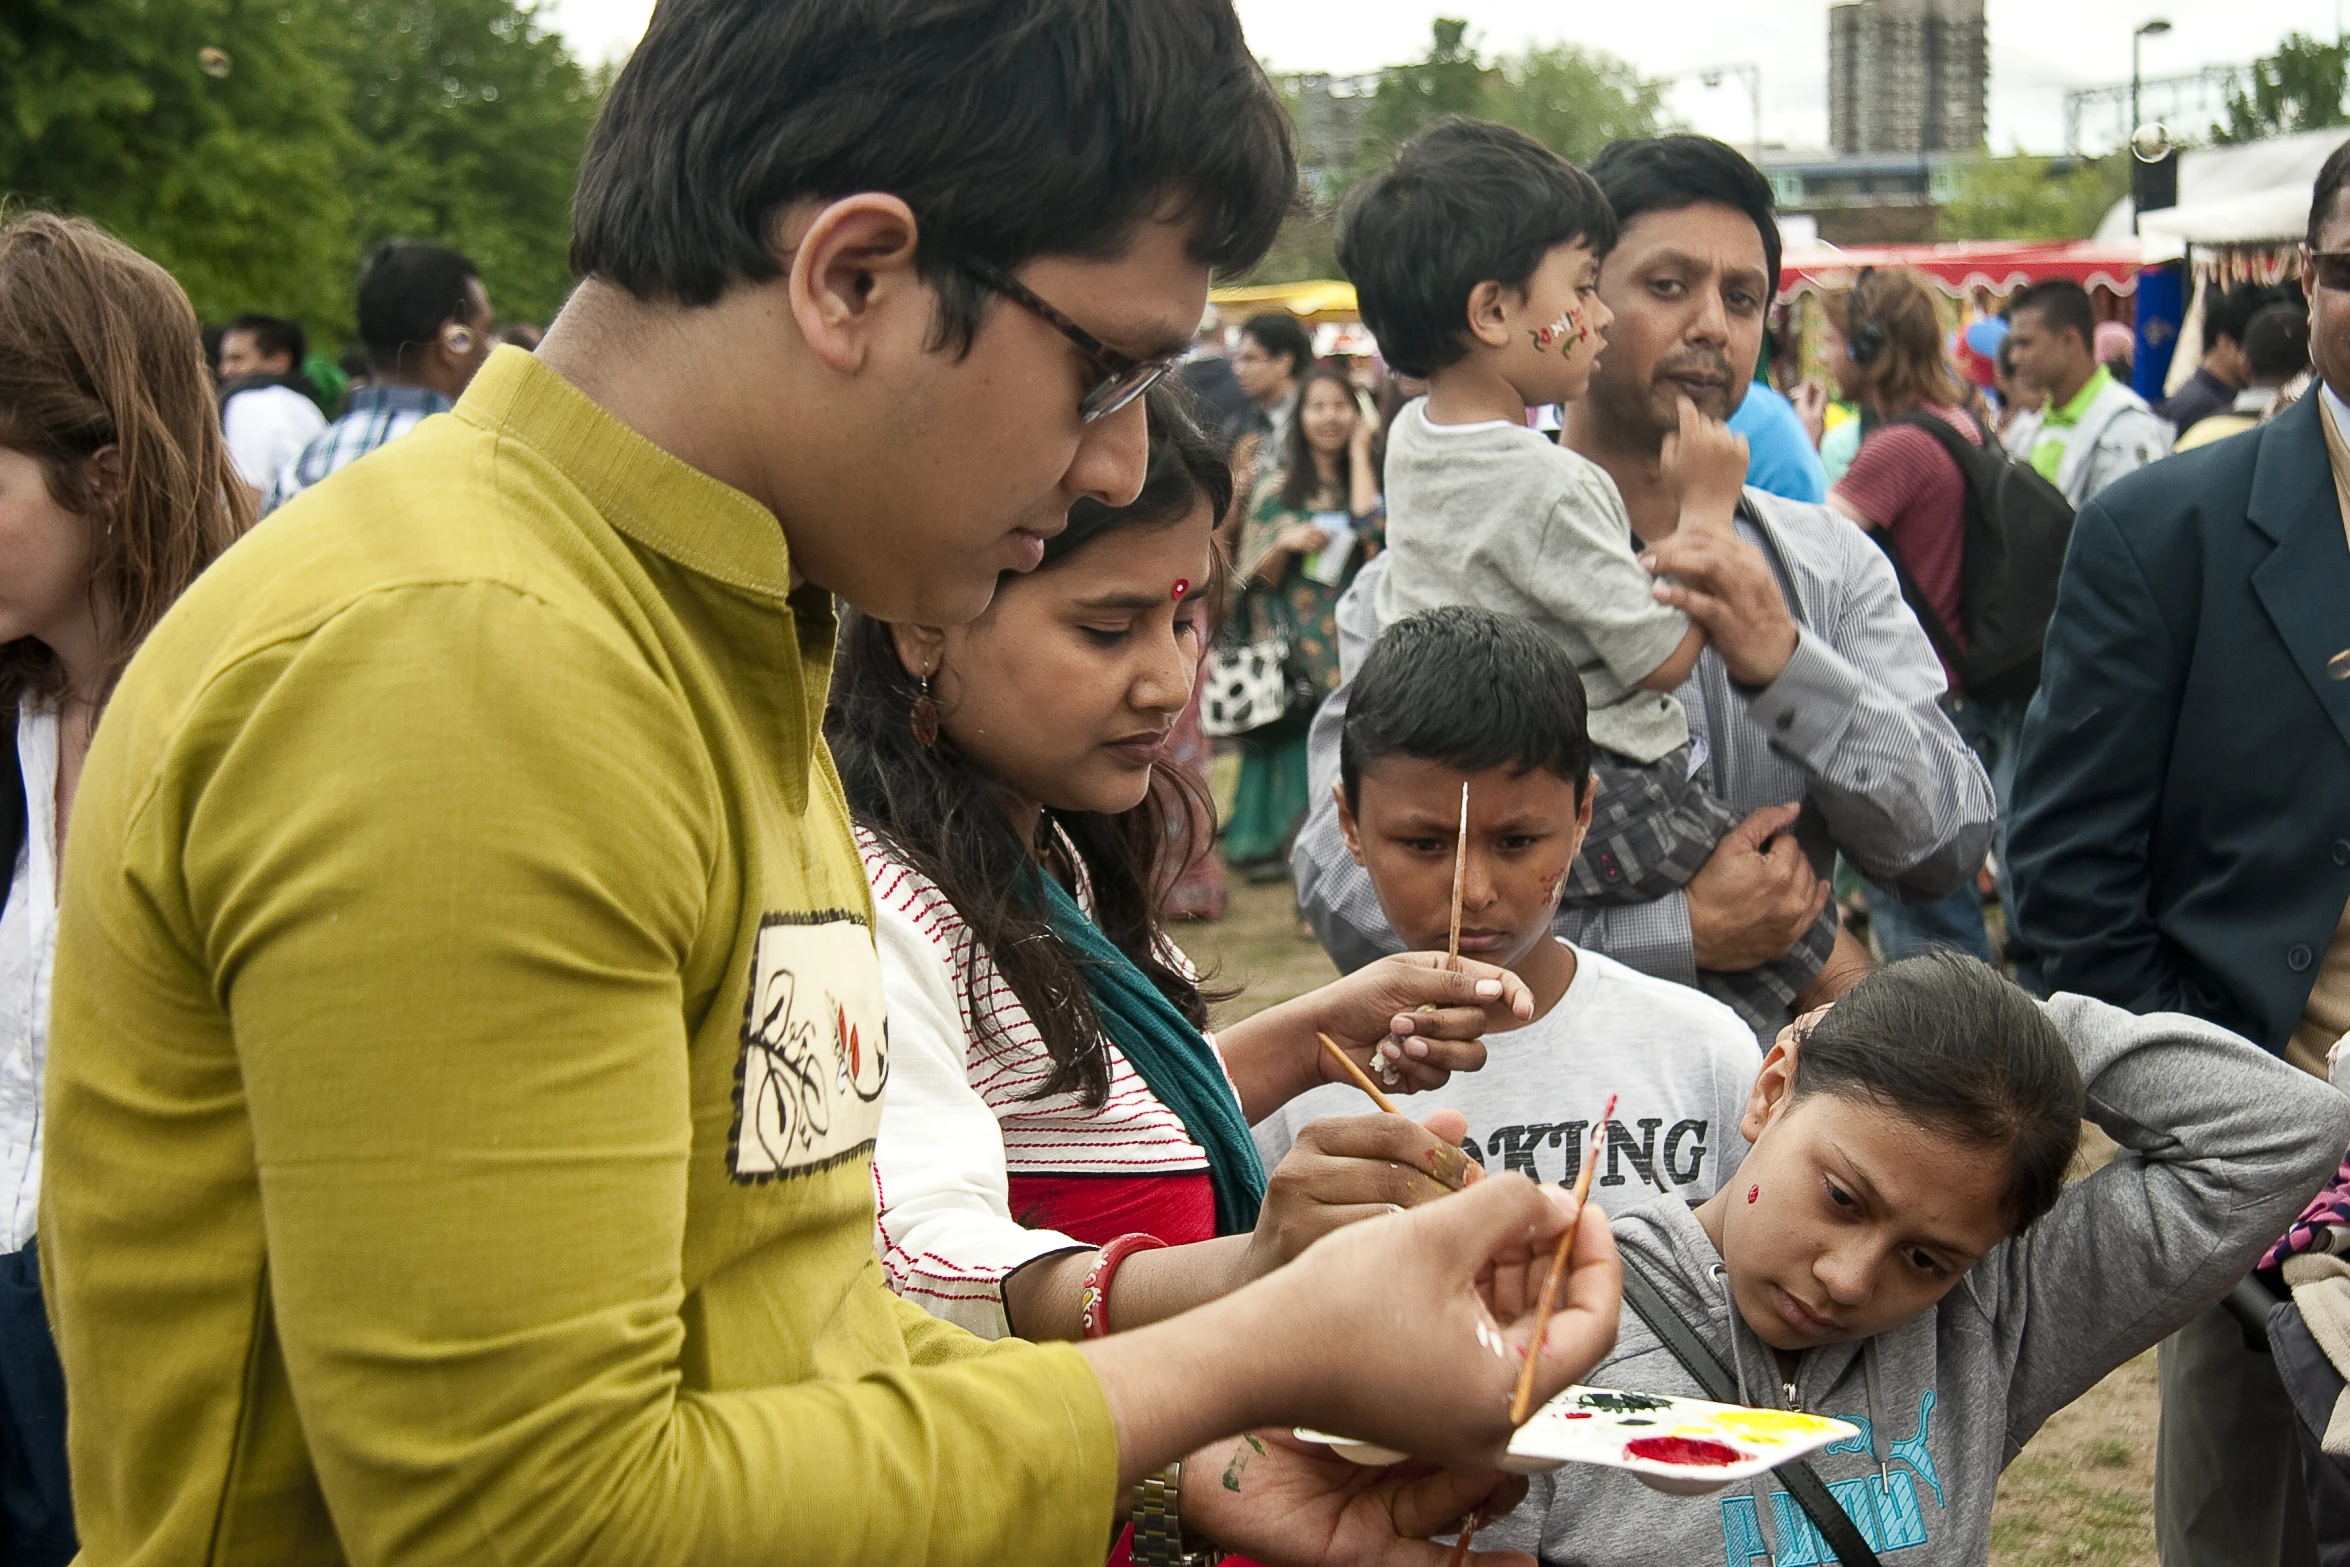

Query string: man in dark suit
[2010,138,2350,1567]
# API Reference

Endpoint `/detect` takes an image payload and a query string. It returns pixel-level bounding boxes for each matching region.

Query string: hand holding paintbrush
[1511,1093,1616,1424]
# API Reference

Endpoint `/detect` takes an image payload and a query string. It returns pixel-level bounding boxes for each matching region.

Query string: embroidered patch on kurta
[730,911,890,1181]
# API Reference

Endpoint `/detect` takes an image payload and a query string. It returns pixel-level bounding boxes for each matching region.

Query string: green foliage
[1347,19,1670,184]
[327,0,602,331]
[0,0,604,345]
[2214,32,2349,144]
[0,0,360,331]
[1482,43,1673,166]
[1938,152,2130,241]
[1245,18,1671,282]
[1353,17,1486,175]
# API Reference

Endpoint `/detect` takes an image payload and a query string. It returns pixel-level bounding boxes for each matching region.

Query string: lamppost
[2130,19,2172,235]
[1697,63,1763,160]
[2131,18,2172,141]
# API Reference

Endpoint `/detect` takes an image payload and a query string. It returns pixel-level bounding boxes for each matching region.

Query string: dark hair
[1276,365,1371,512]
[571,0,1295,356]
[827,382,1229,1107]
[224,313,305,368]
[2311,135,2350,249]
[1339,118,1618,380]
[2010,280,2096,353]
[356,240,481,371]
[1588,134,1780,293]
[1239,311,1314,380]
[1792,952,2083,1232]
[1340,606,1594,811]
[2206,281,2275,351]
[2243,302,2311,383]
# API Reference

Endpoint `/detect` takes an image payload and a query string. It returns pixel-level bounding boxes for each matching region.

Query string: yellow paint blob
[1710,1409,1843,1444]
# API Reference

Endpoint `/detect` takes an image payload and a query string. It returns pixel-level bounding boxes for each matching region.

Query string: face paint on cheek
[1747,1184,1759,1205]
[1530,306,1593,357]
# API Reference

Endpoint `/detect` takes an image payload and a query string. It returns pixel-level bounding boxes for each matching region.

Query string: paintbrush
[1509,1093,1616,1426]
[1446,781,1469,963]
[1443,1504,1490,1567]
[1315,1032,1483,1189]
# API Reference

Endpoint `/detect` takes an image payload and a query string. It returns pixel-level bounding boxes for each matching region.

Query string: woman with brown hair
[1822,265,2011,968]
[0,211,251,1565]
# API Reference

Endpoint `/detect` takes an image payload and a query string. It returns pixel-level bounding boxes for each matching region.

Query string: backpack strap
[1869,412,1984,680]
[1620,1256,1885,1567]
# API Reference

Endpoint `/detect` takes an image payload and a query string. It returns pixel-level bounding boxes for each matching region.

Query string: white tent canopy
[2098,127,2349,255]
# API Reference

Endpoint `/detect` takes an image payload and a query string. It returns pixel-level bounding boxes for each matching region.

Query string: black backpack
[1877,410,2075,704]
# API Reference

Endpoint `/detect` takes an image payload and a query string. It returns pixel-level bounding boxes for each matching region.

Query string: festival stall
[2121,129,2333,396]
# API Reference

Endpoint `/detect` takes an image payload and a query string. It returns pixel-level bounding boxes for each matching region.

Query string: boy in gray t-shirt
[1339,119,1850,1029]
[1255,605,1760,1195]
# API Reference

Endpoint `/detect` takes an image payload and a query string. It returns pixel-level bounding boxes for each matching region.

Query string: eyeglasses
[959,254,1179,423]
[2309,249,2350,292]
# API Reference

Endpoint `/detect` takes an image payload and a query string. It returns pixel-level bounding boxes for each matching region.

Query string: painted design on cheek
[1747,1184,1759,1205]
[1529,304,1592,357]
[1171,578,1190,602]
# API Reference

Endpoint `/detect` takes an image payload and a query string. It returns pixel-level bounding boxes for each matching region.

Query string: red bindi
[1171,579,1190,601]
[1747,1184,1759,1205]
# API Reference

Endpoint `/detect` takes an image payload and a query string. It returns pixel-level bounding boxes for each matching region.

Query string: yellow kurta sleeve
[103,582,1115,1566]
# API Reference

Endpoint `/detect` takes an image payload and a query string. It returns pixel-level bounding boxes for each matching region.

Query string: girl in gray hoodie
[1498,952,2350,1566]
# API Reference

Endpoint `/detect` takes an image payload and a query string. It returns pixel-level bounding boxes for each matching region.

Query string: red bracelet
[1079,1233,1167,1339]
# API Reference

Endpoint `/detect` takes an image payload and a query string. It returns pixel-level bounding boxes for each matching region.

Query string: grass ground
[1172,780,2160,1563]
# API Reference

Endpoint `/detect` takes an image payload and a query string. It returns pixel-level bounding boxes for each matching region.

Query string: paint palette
[1297,1386,1857,1497]
[1509,1386,1859,1494]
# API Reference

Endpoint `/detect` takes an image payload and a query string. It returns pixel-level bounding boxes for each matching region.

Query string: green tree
[2214,32,2349,144]
[1482,42,1671,165]
[1352,17,1486,177]
[327,0,605,331]
[1938,152,2130,241]
[0,0,602,345]
[0,0,361,330]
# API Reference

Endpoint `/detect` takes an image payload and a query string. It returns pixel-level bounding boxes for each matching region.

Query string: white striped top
[860,826,1215,1338]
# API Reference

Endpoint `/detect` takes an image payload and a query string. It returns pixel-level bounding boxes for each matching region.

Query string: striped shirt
[262,384,452,515]
[861,828,1213,1338]
[1295,487,1995,1016]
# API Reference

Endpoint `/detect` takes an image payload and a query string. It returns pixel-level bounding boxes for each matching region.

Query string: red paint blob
[1746,1184,1759,1205]
[1625,1436,1743,1467]
[1559,1411,1593,1420]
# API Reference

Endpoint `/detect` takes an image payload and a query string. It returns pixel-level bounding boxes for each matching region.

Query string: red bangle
[1079,1233,1167,1339]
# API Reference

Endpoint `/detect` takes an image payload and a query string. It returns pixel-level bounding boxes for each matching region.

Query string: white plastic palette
[1299,1385,1858,1497]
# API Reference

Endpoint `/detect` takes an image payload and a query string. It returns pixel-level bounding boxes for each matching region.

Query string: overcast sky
[540,0,2339,156]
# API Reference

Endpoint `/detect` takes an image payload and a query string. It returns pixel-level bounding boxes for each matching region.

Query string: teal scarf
[1032,869,1266,1236]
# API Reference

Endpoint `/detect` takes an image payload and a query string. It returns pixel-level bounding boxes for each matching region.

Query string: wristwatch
[1129,1460,1227,1567]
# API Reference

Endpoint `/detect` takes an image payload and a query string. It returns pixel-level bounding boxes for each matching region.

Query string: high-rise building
[1829,0,1988,155]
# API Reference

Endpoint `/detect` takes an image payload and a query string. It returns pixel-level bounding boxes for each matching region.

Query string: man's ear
[1334,780,1367,866]
[1464,279,1515,351]
[1740,1031,1801,1144]
[783,193,925,377]
[887,620,947,682]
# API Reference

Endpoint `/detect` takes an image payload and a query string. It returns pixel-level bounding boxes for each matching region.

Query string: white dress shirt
[1,703,61,1252]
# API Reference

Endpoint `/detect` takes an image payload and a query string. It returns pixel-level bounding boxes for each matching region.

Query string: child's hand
[1791,379,1830,448]
[1661,395,1748,533]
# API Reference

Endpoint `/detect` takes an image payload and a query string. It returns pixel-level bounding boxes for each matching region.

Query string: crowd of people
[5,3,2350,1566]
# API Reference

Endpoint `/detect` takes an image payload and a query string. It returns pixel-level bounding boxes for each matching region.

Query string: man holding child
[1294,131,1994,1036]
